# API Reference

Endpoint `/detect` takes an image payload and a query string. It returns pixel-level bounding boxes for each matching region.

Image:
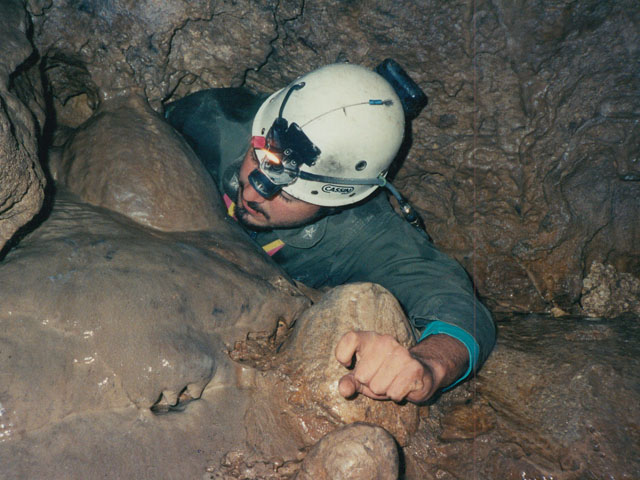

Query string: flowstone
[0,94,419,479]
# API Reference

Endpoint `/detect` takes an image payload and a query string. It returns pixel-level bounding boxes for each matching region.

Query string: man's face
[235,147,324,230]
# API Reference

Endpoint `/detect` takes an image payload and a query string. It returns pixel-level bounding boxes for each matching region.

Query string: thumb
[338,373,359,398]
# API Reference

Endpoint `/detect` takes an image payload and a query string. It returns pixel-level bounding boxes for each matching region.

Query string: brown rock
[52,94,224,232]
[30,0,276,117]
[404,314,640,479]
[0,0,46,254]
[274,283,421,448]
[0,189,310,434]
[0,94,311,442]
[295,423,399,480]
[581,261,640,318]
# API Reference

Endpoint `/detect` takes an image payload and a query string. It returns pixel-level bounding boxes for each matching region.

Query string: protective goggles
[248,116,321,198]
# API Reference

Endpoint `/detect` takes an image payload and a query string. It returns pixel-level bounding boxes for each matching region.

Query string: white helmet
[249,63,405,207]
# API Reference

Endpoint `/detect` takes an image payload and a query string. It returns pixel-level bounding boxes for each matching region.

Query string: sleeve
[335,199,496,384]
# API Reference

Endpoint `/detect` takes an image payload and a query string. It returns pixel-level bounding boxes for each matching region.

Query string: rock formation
[581,261,640,318]
[0,0,46,256]
[404,313,640,480]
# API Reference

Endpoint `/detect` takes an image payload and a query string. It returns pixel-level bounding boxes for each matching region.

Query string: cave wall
[0,0,46,255]
[2,0,639,314]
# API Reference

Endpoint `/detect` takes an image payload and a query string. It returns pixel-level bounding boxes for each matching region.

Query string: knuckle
[353,370,368,384]
[389,391,405,403]
[369,381,387,396]
[391,344,410,358]
[408,358,424,372]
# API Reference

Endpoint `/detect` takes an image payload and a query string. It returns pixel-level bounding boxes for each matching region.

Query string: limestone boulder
[235,283,420,457]
[0,162,312,443]
[295,423,399,480]
[51,94,224,232]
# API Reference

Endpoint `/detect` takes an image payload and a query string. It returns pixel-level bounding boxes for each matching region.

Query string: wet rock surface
[0,190,308,429]
[404,313,640,480]
[51,94,224,232]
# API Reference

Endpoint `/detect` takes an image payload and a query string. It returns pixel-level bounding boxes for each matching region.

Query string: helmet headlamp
[249,85,321,198]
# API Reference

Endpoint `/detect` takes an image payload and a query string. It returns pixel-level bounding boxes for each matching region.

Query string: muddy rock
[235,283,420,459]
[52,94,224,232]
[0,91,313,445]
[0,189,311,435]
[0,0,46,255]
[403,314,640,480]
[275,283,420,448]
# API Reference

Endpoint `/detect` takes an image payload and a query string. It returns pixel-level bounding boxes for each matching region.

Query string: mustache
[245,201,269,218]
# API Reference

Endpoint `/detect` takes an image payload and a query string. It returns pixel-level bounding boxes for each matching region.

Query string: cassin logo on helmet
[322,184,355,195]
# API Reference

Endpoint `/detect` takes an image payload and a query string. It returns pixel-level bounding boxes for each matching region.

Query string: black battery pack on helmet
[375,59,428,121]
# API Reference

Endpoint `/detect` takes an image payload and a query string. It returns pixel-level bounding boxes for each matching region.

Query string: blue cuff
[418,321,480,390]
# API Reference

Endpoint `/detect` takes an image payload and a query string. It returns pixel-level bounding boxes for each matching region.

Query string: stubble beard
[235,193,330,232]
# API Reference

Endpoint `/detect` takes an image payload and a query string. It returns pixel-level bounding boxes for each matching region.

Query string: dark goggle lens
[248,168,283,198]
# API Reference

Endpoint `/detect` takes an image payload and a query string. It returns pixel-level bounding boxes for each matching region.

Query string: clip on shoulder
[380,178,428,235]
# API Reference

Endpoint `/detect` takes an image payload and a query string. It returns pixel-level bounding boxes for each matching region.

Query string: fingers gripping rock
[271,283,420,446]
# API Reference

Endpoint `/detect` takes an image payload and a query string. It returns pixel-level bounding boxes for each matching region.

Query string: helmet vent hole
[311,190,318,195]
[355,161,367,171]
[349,193,356,197]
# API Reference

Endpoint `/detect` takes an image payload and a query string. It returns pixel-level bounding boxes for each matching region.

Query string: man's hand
[335,331,469,404]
